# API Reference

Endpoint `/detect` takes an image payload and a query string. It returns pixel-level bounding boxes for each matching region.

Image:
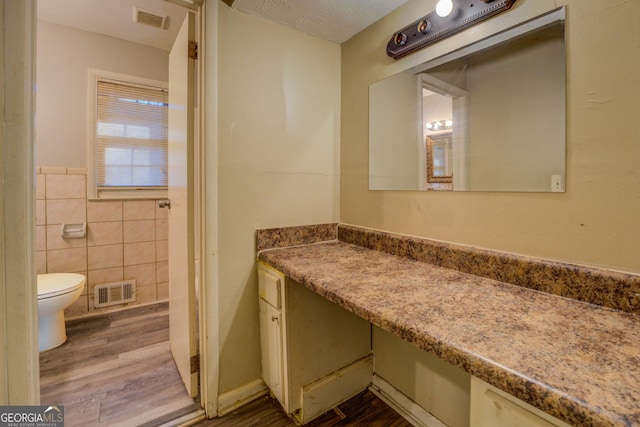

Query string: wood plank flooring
[41,301,411,426]
[193,390,413,427]
[39,302,195,427]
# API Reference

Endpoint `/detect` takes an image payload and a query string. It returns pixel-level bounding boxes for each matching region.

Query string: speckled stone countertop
[258,241,640,427]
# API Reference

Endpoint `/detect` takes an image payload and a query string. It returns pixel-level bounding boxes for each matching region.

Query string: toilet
[37,273,86,352]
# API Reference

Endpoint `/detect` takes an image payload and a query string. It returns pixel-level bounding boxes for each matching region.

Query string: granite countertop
[258,241,640,427]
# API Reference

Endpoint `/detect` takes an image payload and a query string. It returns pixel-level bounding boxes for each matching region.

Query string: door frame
[0,0,40,405]
[0,0,220,417]
[198,0,220,417]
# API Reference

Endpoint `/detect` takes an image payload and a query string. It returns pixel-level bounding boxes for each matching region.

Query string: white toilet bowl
[37,273,86,352]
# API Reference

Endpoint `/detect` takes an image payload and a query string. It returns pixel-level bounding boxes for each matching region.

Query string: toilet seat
[38,273,86,299]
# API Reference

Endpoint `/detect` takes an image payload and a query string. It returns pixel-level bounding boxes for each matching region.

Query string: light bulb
[445,120,453,127]
[434,121,442,129]
[435,0,453,17]
[426,123,433,129]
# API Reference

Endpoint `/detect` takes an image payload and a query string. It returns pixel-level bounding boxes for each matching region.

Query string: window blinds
[96,79,168,188]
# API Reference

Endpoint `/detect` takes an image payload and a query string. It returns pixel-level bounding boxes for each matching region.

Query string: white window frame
[87,68,169,200]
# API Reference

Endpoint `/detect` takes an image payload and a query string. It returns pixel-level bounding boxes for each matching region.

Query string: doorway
[34,0,203,424]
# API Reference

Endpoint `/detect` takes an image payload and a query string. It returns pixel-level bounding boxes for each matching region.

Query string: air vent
[133,6,169,30]
[94,280,137,308]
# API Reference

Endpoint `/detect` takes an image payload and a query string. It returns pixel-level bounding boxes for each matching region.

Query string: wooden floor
[40,301,411,427]
[194,390,412,427]
[39,302,195,427]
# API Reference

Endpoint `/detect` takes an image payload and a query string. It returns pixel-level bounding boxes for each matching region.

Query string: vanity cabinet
[470,377,571,427]
[258,265,284,403]
[257,262,373,424]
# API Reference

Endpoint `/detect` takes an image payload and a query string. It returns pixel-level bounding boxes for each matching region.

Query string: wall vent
[133,6,170,30]
[94,280,137,308]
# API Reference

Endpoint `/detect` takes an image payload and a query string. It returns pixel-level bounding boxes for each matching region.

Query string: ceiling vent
[133,6,170,30]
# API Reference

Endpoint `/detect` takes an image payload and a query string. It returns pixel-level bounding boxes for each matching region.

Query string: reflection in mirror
[369,8,566,192]
[426,133,453,191]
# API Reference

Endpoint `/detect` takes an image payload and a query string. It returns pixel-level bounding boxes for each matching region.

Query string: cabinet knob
[271,316,279,322]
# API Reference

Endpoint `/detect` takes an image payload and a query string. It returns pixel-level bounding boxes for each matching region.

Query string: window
[88,70,168,199]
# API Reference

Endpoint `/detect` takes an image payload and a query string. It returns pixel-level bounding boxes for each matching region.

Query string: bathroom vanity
[258,262,372,424]
[256,224,640,427]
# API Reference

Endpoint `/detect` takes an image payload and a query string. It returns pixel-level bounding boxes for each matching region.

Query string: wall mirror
[369,8,566,192]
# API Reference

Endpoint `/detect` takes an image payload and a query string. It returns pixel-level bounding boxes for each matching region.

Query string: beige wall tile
[87,296,102,313]
[46,224,86,250]
[123,200,155,220]
[88,267,123,288]
[67,168,87,175]
[37,181,169,315]
[87,201,122,222]
[88,244,123,270]
[40,166,67,174]
[46,199,86,224]
[156,260,168,284]
[46,174,86,199]
[124,263,156,287]
[157,281,169,300]
[155,240,168,262]
[36,251,47,274]
[36,226,47,251]
[123,241,155,266]
[36,174,46,200]
[88,222,123,247]
[47,247,87,272]
[155,219,168,240]
[36,200,46,226]
[123,220,155,243]
[136,284,157,304]
[155,202,168,219]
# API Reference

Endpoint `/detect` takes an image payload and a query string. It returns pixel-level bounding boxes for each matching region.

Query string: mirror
[369,8,566,192]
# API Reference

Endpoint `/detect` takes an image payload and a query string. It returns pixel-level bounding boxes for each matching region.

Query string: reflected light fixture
[426,119,453,131]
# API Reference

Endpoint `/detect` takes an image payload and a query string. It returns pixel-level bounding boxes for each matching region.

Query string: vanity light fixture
[435,0,454,17]
[387,0,517,59]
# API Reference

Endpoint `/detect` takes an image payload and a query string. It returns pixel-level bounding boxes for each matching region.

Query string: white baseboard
[217,378,268,416]
[370,374,448,427]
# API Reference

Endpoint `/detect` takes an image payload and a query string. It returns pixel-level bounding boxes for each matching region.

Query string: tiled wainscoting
[36,167,169,318]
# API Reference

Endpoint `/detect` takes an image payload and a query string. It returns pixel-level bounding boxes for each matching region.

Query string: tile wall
[36,167,169,318]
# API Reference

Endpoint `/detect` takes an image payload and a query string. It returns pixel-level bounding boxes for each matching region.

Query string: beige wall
[374,327,470,427]
[341,0,640,274]
[35,21,168,168]
[214,6,341,394]
[342,0,640,422]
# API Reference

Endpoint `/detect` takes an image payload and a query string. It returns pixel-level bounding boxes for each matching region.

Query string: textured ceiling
[37,0,412,50]
[231,0,412,44]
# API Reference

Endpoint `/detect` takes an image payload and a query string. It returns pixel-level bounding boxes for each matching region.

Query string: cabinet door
[259,299,283,402]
